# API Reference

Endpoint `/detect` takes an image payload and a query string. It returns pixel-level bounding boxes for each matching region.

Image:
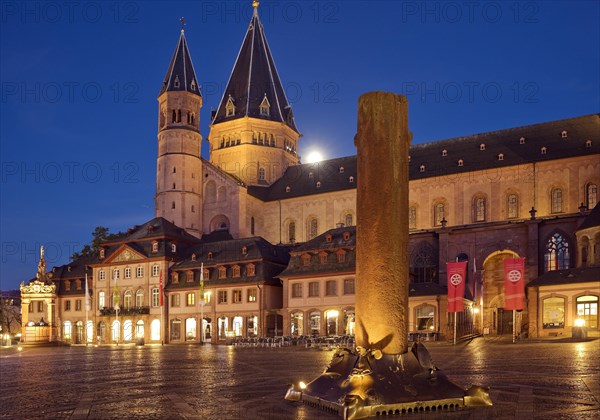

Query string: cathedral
[20,3,600,345]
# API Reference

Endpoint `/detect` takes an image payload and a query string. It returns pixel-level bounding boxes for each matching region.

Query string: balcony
[99,306,150,316]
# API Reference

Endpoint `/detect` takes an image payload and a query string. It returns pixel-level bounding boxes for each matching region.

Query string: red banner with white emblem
[503,258,525,310]
[447,262,467,312]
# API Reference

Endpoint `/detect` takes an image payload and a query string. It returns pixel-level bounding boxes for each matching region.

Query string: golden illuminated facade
[20,3,599,344]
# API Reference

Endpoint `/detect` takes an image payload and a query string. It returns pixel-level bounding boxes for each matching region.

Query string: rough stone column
[354,92,410,355]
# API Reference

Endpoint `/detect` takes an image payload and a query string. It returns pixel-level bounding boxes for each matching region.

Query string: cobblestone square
[1,337,598,419]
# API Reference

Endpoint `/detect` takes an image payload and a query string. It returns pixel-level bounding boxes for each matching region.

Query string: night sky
[1,1,598,290]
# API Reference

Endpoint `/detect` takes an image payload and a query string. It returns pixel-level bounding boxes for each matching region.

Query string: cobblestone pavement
[1,336,598,419]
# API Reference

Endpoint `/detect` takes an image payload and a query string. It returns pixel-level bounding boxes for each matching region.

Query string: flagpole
[85,272,89,345]
[453,312,457,345]
[199,262,205,345]
[159,269,164,346]
[512,310,516,344]
[113,270,120,346]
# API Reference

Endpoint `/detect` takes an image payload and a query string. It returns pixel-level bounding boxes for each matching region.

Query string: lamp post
[199,262,205,345]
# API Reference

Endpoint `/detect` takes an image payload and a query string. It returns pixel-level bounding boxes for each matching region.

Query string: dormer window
[343,232,351,241]
[152,242,159,253]
[480,144,486,151]
[190,79,196,91]
[420,165,425,172]
[349,176,355,183]
[241,246,248,255]
[442,150,447,156]
[207,252,213,261]
[519,137,526,144]
[326,234,332,243]
[408,155,411,162]
[171,243,176,253]
[458,159,464,167]
[191,253,196,262]
[541,147,547,155]
[225,96,235,117]
[561,130,568,138]
[498,153,504,161]
[301,254,311,266]
[259,95,270,116]
[316,181,321,188]
[99,249,105,259]
[339,167,345,173]
[309,172,314,178]
[174,75,180,88]
[285,186,291,193]
[586,140,592,148]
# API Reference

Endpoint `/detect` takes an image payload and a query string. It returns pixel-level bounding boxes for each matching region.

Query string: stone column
[354,92,410,355]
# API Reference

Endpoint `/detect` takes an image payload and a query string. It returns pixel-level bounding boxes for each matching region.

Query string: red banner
[503,258,525,310]
[159,270,164,307]
[447,262,467,312]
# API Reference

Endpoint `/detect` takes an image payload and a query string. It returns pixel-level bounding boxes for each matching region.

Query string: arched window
[586,183,597,209]
[507,193,519,219]
[411,243,438,283]
[409,206,417,229]
[205,181,217,204]
[288,221,296,243]
[474,195,486,222]
[135,290,143,307]
[308,218,318,240]
[545,232,570,272]
[124,291,132,309]
[551,188,563,213]
[345,213,353,227]
[433,203,445,227]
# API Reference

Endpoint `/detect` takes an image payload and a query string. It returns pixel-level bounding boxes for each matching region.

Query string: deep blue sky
[1,1,599,290]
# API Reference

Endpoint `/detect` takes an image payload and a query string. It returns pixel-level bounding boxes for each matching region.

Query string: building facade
[20,3,600,342]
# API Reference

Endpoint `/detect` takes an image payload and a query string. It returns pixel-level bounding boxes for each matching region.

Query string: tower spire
[212,3,297,132]
[159,29,200,96]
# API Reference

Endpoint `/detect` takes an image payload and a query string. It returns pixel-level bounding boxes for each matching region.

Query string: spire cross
[253,1,259,16]
[180,16,185,32]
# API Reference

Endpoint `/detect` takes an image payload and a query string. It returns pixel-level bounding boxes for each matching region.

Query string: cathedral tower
[208,2,300,186]
[155,29,203,237]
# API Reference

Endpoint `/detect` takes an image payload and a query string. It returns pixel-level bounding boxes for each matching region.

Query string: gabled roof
[527,267,600,287]
[101,217,199,245]
[211,5,298,132]
[174,237,290,269]
[248,156,357,201]
[409,114,599,180]
[159,30,201,96]
[577,202,600,231]
[279,226,356,278]
[47,254,98,281]
[247,114,598,202]
[292,226,356,253]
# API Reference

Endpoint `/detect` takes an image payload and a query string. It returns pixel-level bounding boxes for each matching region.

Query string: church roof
[577,203,600,231]
[159,30,201,96]
[248,156,357,201]
[211,5,298,132]
[527,267,600,287]
[248,114,599,202]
